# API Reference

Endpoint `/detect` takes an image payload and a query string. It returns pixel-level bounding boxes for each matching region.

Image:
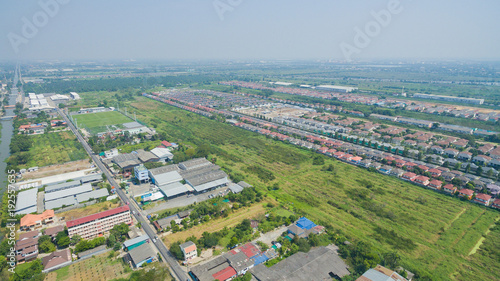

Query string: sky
[1,0,499,61]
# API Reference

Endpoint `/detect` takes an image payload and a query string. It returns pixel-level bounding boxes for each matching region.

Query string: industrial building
[44,183,93,202]
[66,206,132,239]
[316,85,358,93]
[179,158,213,170]
[149,167,183,187]
[70,92,80,100]
[15,188,38,215]
[412,93,484,105]
[151,147,174,162]
[251,246,350,281]
[158,182,190,198]
[75,188,109,203]
[122,122,152,135]
[111,153,141,173]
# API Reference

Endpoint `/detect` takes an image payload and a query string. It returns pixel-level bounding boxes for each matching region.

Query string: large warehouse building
[15,188,38,215]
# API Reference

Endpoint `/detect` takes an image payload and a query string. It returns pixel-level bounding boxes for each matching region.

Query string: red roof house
[458,189,474,200]
[428,180,443,190]
[402,172,417,181]
[414,176,430,186]
[473,193,492,206]
[443,184,456,194]
[428,168,442,177]
[492,199,500,209]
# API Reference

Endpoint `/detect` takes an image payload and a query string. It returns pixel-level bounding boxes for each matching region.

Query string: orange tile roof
[20,210,55,228]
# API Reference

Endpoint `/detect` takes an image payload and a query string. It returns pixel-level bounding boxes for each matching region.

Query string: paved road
[58,108,190,281]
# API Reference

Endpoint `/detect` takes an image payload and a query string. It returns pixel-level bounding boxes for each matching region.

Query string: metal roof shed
[15,188,38,214]
[44,183,92,202]
[158,182,189,198]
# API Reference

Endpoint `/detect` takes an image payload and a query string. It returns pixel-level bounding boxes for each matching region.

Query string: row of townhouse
[144,93,500,211]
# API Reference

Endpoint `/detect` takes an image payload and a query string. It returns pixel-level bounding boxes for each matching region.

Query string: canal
[0,66,20,194]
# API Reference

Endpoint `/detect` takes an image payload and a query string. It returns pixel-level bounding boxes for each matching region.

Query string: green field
[126,96,500,281]
[7,131,88,169]
[73,110,132,134]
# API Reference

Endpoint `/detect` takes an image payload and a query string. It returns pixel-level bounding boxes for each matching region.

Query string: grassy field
[127,96,500,280]
[73,111,132,133]
[44,252,130,281]
[162,201,268,247]
[11,131,88,169]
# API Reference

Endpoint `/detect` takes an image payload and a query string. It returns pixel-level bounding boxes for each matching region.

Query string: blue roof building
[252,254,269,266]
[296,217,316,230]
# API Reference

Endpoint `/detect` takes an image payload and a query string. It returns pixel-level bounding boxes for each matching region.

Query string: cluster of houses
[17,118,67,135]
[189,217,350,281]
[15,204,139,273]
[221,81,500,125]
[14,223,68,269]
[143,92,500,212]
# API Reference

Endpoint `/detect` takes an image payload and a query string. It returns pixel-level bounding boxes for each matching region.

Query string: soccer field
[73,111,132,129]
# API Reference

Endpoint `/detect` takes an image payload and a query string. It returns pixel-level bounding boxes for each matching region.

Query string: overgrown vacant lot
[128,96,500,281]
[9,131,88,169]
[44,252,130,281]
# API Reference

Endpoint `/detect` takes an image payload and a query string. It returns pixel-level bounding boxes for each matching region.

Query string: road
[57,108,190,281]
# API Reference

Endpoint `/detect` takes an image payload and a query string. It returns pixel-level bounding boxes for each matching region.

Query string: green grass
[9,131,88,169]
[73,110,132,131]
[127,96,500,281]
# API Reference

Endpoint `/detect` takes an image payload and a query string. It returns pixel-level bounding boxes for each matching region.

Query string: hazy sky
[1,0,499,61]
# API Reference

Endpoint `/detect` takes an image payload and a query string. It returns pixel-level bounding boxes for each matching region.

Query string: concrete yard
[145,188,229,215]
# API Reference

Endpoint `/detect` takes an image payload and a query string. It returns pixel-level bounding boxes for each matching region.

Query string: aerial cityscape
[0,1,499,281]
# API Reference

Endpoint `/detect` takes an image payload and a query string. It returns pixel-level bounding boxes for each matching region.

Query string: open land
[162,200,270,247]
[10,131,88,169]
[73,110,132,130]
[44,252,130,281]
[20,159,92,180]
[126,96,500,281]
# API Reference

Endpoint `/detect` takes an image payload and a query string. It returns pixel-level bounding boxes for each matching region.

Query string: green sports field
[73,111,132,133]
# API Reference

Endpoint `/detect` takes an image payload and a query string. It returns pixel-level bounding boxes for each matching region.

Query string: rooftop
[42,248,71,271]
[66,205,130,228]
[128,241,155,265]
[15,188,38,214]
[251,245,350,281]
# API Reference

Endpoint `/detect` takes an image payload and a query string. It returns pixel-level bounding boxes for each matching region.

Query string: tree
[56,236,70,248]
[70,234,82,245]
[38,235,51,245]
[229,236,239,248]
[39,241,56,253]
[381,252,401,269]
[169,242,183,260]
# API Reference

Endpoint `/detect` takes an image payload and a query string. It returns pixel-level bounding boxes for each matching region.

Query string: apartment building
[66,206,132,239]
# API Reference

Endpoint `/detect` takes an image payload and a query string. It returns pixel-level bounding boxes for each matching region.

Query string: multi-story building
[180,241,198,262]
[66,206,132,239]
[134,164,149,182]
